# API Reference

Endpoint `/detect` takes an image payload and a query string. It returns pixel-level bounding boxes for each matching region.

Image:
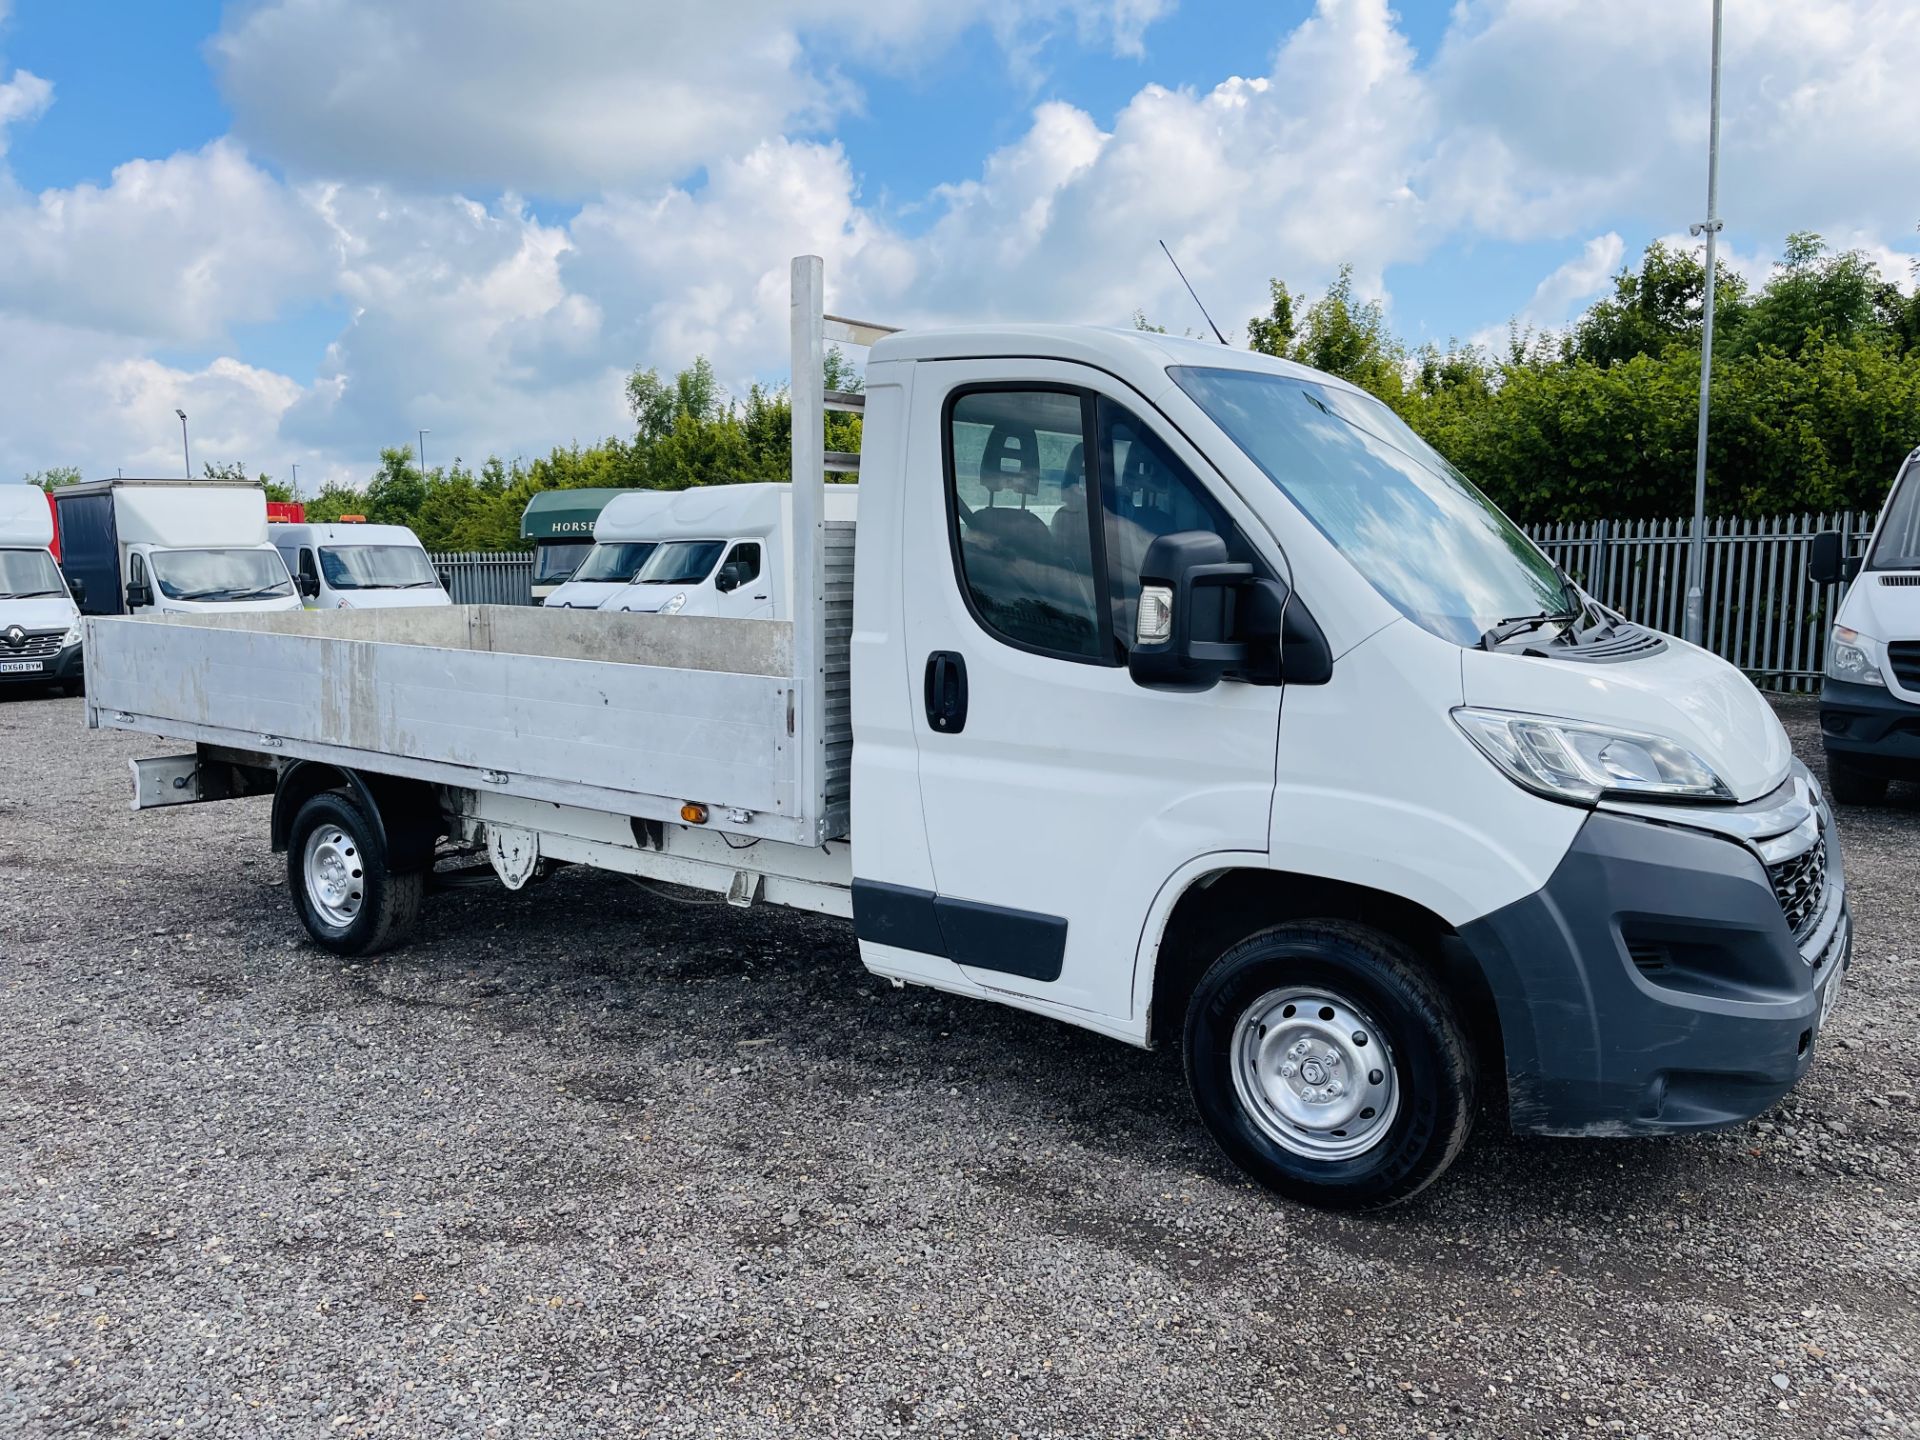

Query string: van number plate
[0,660,43,674]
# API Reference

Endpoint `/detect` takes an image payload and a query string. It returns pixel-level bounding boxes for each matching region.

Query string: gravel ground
[1,691,1916,1439]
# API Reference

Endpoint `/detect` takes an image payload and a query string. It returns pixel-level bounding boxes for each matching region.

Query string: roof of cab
[598,482,856,543]
[867,324,1357,395]
[269,522,427,547]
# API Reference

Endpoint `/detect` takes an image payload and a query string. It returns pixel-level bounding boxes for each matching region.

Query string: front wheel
[1184,920,1476,1210]
[286,790,424,956]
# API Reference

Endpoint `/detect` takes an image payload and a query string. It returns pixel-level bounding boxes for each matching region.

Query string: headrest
[981,424,1041,497]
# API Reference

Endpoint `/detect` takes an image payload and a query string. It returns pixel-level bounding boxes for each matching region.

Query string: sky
[0,0,1916,492]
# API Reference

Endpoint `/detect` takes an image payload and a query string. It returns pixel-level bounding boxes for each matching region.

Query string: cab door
[898,361,1282,1023]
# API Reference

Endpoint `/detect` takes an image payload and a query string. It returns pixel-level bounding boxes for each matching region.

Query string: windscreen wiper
[4,589,64,598]
[1479,608,1582,651]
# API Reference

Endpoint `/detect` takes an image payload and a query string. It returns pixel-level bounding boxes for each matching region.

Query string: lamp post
[291,463,300,499]
[176,409,191,480]
[418,429,430,475]
[1683,0,1724,647]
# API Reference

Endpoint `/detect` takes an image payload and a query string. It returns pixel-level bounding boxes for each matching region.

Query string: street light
[418,429,430,474]
[176,409,191,479]
[290,463,300,499]
[1683,0,1725,647]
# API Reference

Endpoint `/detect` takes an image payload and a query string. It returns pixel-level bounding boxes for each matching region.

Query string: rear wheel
[1184,920,1476,1210]
[286,790,424,955]
[1825,753,1889,806]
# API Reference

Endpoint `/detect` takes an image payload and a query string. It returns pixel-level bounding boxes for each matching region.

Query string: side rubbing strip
[851,880,1068,984]
[934,895,1067,983]
[851,880,946,955]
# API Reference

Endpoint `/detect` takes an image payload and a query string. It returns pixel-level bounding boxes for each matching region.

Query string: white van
[0,485,84,694]
[1812,445,1920,802]
[55,479,301,617]
[271,522,451,610]
[541,490,674,610]
[599,482,857,618]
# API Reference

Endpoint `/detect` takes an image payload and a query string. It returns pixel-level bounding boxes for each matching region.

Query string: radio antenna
[1159,239,1229,346]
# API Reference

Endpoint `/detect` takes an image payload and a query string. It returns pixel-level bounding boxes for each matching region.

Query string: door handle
[924,651,968,734]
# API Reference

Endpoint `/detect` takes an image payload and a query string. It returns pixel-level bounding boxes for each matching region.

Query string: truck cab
[1812,446,1920,802]
[271,521,451,610]
[599,482,857,618]
[0,484,84,693]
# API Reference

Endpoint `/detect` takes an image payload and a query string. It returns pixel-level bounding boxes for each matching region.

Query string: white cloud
[1525,233,1625,325]
[210,0,1176,196]
[0,65,50,157]
[0,141,329,345]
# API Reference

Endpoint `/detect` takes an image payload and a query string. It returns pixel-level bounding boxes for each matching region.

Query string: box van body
[541,490,675,610]
[599,482,857,619]
[271,522,451,610]
[520,488,627,601]
[55,480,301,617]
[0,484,84,691]
[1814,446,1920,802]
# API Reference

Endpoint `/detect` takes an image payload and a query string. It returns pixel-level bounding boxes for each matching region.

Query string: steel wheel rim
[302,824,365,929]
[1230,986,1400,1162]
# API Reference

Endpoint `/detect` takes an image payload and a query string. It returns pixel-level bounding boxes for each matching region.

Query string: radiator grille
[1766,830,1828,944]
[0,627,64,659]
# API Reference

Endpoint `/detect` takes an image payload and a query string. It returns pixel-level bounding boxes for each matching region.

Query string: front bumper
[1820,676,1920,779]
[1460,776,1847,1136]
[0,640,81,686]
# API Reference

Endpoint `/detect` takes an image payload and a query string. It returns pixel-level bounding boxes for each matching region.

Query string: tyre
[1825,753,1888,806]
[60,677,84,698]
[286,790,424,956]
[1183,920,1476,1210]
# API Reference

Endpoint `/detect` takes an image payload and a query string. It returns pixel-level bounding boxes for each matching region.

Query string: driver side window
[946,388,1103,661]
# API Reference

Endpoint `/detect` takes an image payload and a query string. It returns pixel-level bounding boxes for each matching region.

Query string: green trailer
[519,488,627,601]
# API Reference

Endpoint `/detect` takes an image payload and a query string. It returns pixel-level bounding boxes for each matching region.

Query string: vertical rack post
[790,255,828,842]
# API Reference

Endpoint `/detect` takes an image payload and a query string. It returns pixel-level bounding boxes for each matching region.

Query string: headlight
[61,621,82,647]
[1453,707,1734,806]
[1825,625,1885,686]
[660,592,688,614]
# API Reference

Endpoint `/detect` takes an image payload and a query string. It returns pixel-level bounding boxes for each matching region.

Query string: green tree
[27,467,82,490]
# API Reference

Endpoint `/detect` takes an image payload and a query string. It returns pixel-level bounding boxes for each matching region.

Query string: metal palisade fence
[431,551,535,607]
[1524,512,1872,693]
[439,512,1872,694]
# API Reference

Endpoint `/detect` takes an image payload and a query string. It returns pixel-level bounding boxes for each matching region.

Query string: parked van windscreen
[0,548,65,598]
[1171,367,1566,647]
[1867,458,1920,570]
[572,542,658,584]
[635,541,726,586]
[150,548,296,602]
[320,545,439,590]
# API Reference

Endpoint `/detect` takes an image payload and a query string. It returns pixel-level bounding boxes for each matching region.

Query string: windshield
[319,544,439,590]
[533,540,591,584]
[635,540,726,586]
[0,548,65,599]
[1867,456,1920,570]
[1171,367,1566,646]
[149,548,295,602]
[571,541,658,584]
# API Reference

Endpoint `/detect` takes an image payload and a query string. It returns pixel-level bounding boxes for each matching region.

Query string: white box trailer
[84,258,1847,1209]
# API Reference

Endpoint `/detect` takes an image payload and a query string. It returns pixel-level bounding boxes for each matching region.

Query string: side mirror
[125,582,153,609]
[1121,533,1274,695]
[1810,531,1843,586]
[68,577,87,607]
[715,563,746,594]
[298,574,321,599]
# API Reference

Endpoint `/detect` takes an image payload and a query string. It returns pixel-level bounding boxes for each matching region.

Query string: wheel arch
[270,762,443,872]
[1138,864,1504,1071]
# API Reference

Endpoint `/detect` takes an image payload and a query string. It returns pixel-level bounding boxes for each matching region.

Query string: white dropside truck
[0,484,84,693]
[84,259,1849,1208]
